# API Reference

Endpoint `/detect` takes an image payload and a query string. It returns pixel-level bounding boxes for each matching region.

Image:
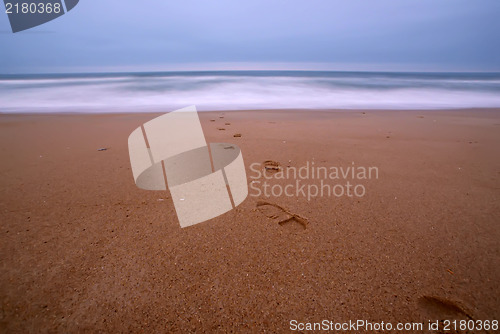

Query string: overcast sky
[1,0,499,73]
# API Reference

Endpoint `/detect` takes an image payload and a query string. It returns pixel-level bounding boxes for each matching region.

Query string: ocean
[1,71,500,112]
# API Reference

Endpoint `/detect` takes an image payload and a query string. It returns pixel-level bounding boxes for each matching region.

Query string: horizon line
[2,69,500,77]
[2,61,500,75]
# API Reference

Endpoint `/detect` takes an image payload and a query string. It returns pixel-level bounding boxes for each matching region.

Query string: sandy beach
[0,109,499,333]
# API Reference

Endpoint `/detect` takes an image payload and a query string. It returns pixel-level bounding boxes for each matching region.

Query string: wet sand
[0,109,499,332]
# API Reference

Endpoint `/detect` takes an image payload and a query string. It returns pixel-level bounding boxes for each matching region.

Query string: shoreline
[2,107,500,115]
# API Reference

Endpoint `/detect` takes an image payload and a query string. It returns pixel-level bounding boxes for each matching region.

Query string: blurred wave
[1,71,500,112]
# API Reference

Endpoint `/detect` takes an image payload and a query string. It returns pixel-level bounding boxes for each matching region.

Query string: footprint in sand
[256,200,308,231]
[418,296,479,333]
[263,160,281,173]
[418,295,473,319]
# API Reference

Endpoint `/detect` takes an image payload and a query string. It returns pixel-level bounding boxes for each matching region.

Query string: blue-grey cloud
[1,0,499,73]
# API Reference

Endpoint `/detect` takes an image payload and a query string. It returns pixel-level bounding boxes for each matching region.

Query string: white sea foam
[1,72,499,112]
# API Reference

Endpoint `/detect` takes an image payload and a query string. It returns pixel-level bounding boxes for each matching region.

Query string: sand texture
[0,109,499,333]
